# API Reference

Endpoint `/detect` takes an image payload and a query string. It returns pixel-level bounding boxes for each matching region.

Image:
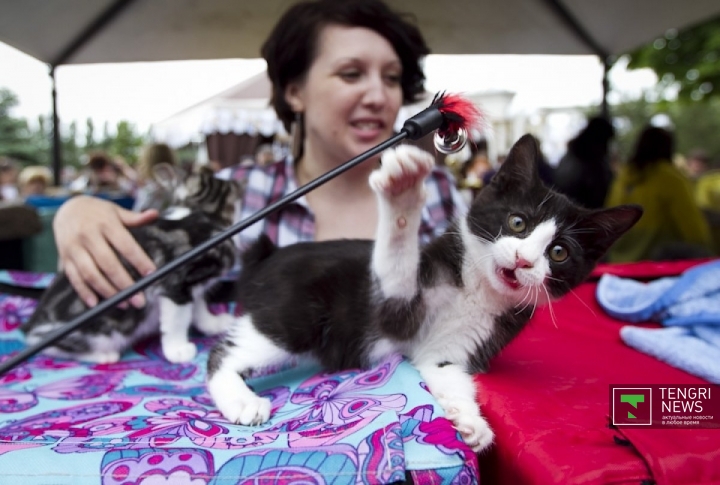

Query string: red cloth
[475,260,720,485]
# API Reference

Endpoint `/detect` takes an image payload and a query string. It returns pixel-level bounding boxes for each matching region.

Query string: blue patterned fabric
[596,260,720,384]
[0,271,479,484]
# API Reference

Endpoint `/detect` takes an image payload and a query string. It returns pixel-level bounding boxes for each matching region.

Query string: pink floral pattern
[0,288,478,484]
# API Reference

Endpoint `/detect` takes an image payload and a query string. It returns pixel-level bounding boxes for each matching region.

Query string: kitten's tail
[240,234,276,275]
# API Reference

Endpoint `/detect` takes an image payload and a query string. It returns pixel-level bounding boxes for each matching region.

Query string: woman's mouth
[350,120,385,140]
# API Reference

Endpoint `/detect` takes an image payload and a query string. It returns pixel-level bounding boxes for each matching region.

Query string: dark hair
[568,116,615,162]
[261,0,430,132]
[629,126,675,171]
[87,152,116,172]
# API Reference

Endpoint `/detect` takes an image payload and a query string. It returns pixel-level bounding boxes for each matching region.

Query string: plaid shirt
[222,156,467,251]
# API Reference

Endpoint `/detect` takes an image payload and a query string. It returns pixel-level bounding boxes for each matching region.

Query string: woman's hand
[53,196,158,308]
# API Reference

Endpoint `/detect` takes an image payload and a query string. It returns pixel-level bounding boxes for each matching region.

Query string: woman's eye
[507,215,526,233]
[549,244,569,262]
[384,73,401,86]
[339,71,361,81]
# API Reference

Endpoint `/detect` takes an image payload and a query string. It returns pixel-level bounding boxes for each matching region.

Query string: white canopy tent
[1,0,719,178]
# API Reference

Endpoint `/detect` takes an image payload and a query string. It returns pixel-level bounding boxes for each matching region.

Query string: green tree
[85,118,97,152]
[110,121,145,164]
[668,98,720,160]
[0,88,39,165]
[626,15,720,101]
[62,121,82,168]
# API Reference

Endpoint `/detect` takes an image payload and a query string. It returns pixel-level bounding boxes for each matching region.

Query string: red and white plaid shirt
[221,155,467,251]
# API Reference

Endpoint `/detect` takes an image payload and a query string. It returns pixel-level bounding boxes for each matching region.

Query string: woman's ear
[284,81,305,114]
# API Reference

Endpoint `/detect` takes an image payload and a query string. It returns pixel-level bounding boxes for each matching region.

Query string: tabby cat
[22,168,242,364]
[206,134,642,452]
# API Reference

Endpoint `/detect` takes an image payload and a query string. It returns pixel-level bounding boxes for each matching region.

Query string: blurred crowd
[448,119,720,263]
[2,117,719,265]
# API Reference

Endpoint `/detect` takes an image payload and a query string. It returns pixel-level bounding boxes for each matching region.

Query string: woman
[605,125,713,262]
[52,0,465,308]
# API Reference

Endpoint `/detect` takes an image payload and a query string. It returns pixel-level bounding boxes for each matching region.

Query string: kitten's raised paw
[163,342,198,363]
[440,396,495,452]
[370,145,434,198]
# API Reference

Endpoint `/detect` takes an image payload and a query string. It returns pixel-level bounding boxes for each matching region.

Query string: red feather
[430,92,482,137]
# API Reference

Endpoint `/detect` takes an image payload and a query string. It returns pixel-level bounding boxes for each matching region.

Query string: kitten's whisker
[568,288,598,319]
[541,283,559,329]
[515,288,533,314]
[538,191,553,208]
[528,287,538,320]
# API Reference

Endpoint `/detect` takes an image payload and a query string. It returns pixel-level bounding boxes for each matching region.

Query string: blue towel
[597,259,720,325]
[597,260,720,383]
[620,325,720,384]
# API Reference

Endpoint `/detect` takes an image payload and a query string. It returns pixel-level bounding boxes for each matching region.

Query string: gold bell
[433,127,468,154]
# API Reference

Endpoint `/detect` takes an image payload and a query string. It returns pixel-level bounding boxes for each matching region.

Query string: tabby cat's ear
[491,134,541,190]
[152,163,182,191]
[579,204,644,260]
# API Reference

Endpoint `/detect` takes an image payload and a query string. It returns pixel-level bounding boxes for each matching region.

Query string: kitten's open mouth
[497,267,522,290]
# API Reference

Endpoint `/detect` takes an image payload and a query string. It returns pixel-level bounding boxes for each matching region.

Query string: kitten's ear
[152,163,182,191]
[579,204,643,260]
[492,134,541,190]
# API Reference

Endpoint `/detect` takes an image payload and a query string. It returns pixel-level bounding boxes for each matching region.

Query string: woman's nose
[361,73,389,108]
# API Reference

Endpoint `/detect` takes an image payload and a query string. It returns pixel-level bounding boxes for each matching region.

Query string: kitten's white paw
[163,342,197,363]
[370,145,434,198]
[195,312,234,336]
[218,393,272,426]
[81,350,121,364]
[439,396,495,452]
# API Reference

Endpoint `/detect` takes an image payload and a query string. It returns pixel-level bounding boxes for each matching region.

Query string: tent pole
[540,0,612,118]
[50,68,62,186]
[601,57,611,119]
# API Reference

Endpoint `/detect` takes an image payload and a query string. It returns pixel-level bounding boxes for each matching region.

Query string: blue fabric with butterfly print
[0,271,478,485]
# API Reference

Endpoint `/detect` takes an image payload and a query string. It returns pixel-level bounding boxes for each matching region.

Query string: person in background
[605,125,714,262]
[50,0,466,308]
[554,116,615,209]
[70,152,135,195]
[685,149,720,213]
[0,157,19,202]
[17,165,53,197]
[133,143,178,212]
[254,144,276,167]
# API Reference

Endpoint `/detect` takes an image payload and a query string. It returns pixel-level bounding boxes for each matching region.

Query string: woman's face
[286,24,404,164]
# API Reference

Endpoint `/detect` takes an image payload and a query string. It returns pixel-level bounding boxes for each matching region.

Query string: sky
[0,40,658,136]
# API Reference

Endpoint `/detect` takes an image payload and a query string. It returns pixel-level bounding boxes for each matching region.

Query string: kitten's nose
[515,256,533,269]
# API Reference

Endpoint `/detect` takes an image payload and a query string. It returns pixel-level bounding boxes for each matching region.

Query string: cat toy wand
[0,92,480,376]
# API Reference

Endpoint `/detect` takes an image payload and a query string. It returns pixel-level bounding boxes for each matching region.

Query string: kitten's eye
[549,244,569,262]
[507,215,526,233]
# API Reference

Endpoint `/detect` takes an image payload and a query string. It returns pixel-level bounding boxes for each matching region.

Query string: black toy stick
[0,93,480,376]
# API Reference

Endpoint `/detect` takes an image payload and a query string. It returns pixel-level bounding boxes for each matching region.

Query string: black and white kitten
[206,134,642,452]
[22,168,243,364]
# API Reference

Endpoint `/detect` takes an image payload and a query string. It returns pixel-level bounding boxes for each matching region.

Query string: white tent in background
[151,71,284,149]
